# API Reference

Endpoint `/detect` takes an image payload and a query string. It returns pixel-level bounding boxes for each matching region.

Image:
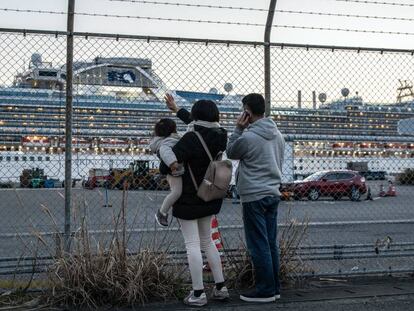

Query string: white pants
[178,216,225,291]
[160,175,182,215]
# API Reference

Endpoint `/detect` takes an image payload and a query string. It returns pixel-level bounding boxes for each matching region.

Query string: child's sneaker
[171,163,185,177]
[212,286,229,300]
[155,209,168,227]
[183,291,207,306]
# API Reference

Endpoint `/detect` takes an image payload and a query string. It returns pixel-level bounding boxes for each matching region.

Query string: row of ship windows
[293,165,411,171]
[296,159,404,164]
[2,106,413,120]
[0,130,397,139]
[0,107,410,122]
[0,114,400,128]
[7,103,414,116]
[348,112,414,118]
[0,120,397,131]
[0,107,175,118]
[0,156,51,162]
[0,118,238,126]
[278,122,393,129]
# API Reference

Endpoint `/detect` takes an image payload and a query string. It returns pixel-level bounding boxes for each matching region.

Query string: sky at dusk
[0,0,413,48]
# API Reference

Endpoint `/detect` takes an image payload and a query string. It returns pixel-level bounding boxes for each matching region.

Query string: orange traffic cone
[386,181,397,197]
[203,216,224,272]
[211,216,224,256]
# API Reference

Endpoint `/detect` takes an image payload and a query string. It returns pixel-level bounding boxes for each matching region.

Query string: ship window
[38,156,42,161]
[6,156,11,161]
[0,156,2,161]
[14,156,19,161]
[39,71,57,77]
[22,156,27,161]
[45,156,50,161]
[30,156,35,161]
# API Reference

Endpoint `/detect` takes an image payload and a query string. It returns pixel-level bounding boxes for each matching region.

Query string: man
[226,93,285,303]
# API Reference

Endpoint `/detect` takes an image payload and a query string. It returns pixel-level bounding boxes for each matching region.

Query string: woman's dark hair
[242,93,265,116]
[154,118,177,137]
[190,100,220,122]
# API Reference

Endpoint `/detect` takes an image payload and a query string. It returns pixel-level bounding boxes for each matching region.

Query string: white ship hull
[4,142,412,186]
[0,151,159,183]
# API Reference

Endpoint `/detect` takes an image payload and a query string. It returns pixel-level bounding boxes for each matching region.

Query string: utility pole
[64,0,75,253]
[264,0,278,117]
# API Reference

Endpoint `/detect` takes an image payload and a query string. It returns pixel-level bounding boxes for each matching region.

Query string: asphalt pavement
[115,276,414,311]
[0,182,413,276]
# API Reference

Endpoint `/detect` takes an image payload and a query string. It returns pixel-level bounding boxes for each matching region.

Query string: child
[149,118,184,227]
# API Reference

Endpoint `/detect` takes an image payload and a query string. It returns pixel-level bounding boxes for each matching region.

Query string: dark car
[283,170,367,201]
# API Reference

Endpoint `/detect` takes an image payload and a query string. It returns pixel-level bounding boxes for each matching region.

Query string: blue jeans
[242,196,280,296]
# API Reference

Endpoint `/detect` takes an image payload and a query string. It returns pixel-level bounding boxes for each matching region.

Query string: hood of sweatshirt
[149,133,180,153]
[247,117,278,140]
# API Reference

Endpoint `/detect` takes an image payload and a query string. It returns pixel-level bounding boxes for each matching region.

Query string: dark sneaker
[212,286,229,300]
[275,293,281,300]
[183,291,207,306]
[240,290,275,303]
[155,210,168,227]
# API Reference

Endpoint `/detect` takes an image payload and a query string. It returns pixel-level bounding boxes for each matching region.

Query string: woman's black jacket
[159,108,228,220]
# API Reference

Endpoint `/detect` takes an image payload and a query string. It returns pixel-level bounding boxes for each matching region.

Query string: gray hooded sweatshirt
[149,133,181,166]
[226,118,285,203]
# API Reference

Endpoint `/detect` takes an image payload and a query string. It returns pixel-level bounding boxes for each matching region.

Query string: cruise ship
[0,54,413,184]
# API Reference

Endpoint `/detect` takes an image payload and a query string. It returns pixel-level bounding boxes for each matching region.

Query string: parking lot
[0,180,412,275]
[0,181,411,235]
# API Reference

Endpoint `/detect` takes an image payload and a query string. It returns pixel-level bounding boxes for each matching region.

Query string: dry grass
[47,247,184,308]
[35,188,185,309]
[223,208,310,289]
[15,187,309,308]
[279,214,310,284]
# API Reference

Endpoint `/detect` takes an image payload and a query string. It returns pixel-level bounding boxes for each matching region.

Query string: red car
[284,170,367,201]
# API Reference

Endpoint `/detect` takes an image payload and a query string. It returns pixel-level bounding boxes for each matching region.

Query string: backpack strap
[188,131,212,191]
[188,164,199,191]
[193,131,213,162]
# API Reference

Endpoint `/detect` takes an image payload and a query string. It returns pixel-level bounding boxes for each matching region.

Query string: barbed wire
[279,9,414,22]
[2,7,414,24]
[109,0,414,21]
[0,8,264,26]
[1,7,414,36]
[0,8,66,16]
[335,0,414,7]
[277,24,414,36]
[109,0,268,12]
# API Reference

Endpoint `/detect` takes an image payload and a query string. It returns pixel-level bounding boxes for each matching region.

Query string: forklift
[20,168,47,188]
[108,160,168,190]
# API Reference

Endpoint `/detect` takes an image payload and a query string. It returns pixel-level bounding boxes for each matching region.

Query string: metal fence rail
[0,27,413,280]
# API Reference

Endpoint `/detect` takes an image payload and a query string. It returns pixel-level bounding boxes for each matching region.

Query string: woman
[160,94,228,306]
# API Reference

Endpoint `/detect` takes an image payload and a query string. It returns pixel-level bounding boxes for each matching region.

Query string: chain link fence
[0,29,414,279]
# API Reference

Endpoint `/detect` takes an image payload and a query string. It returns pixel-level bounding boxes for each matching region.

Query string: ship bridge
[61,57,164,90]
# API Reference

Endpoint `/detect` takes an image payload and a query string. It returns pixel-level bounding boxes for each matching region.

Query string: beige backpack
[188,131,232,202]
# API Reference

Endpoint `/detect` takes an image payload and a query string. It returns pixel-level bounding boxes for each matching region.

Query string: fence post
[64,0,76,253]
[264,0,278,117]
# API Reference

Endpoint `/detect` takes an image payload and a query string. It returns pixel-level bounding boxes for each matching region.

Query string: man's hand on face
[165,93,179,113]
[237,112,250,130]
